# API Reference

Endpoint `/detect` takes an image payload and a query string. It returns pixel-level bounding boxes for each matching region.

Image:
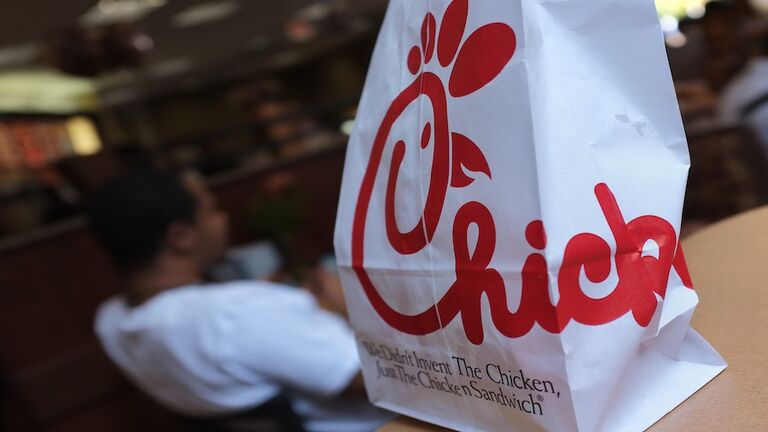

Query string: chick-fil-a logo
[350,0,693,345]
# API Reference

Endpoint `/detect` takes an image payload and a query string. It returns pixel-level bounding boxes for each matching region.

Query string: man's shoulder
[95,281,319,343]
[199,280,316,306]
[136,280,312,308]
[156,281,320,324]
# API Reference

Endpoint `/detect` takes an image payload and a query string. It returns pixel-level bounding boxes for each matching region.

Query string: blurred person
[87,170,392,432]
[701,1,748,90]
[720,33,768,153]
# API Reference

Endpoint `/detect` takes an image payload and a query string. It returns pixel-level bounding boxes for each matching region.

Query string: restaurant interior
[0,0,766,430]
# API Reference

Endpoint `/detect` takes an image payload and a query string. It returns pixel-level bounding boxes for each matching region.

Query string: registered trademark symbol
[536,395,544,402]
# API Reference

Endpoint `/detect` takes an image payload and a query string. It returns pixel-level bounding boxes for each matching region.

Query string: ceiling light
[0,70,98,114]
[81,0,166,27]
[295,2,334,21]
[750,0,768,16]
[171,1,240,28]
[686,4,706,19]
[659,15,679,33]
[0,43,42,68]
[655,0,712,18]
[96,70,137,89]
[148,57,195,77]
[98,0,119,14]
[67,116,103,156]
[665,31,688,48]
[340,119,355,136]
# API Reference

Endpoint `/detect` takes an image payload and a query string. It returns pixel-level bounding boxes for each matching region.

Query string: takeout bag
[334,0,726,430]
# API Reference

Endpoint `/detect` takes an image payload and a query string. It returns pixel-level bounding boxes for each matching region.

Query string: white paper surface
[334,1,726,430]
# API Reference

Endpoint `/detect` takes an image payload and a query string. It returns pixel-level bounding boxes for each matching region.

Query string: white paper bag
[334,1,727,430]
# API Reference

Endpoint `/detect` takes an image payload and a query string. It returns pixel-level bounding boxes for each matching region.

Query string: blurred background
[0,0,766,430]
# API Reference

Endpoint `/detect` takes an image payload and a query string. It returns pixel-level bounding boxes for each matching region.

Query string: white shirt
[720,57,768,152]
[95,281,392,432]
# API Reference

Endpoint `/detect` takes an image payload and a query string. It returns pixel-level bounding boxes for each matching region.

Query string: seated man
[720,35,768,154]
[88,170,392,432]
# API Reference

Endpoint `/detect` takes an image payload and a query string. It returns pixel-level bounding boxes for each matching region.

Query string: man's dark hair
[87,170,197,270]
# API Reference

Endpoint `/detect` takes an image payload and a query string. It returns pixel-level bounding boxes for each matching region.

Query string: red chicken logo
[350,0,693,345]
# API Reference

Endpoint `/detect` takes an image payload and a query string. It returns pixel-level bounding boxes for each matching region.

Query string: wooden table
[380,207,768,431]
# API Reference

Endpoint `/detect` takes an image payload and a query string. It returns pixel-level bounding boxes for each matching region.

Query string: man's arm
[230,284,364,399]
[306,266,348,318]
